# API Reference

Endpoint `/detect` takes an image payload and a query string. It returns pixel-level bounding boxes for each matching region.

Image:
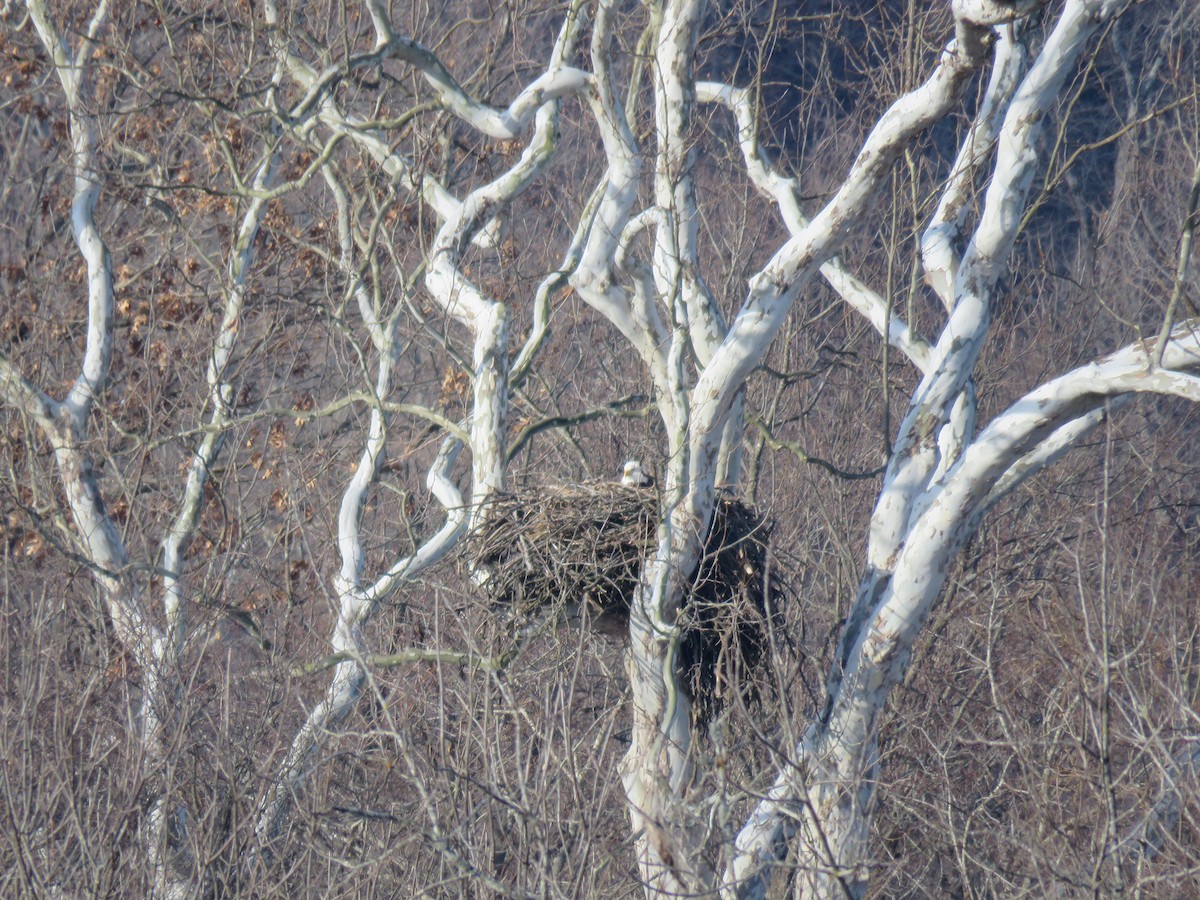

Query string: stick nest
[466,482,783,723]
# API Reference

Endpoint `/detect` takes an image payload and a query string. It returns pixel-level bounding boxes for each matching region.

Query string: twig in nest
[465,482,785,724]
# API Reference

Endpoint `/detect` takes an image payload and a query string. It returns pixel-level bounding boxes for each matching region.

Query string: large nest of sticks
[466,481,784,723]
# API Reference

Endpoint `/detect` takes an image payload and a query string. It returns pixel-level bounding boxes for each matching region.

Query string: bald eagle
[620,459,654,488]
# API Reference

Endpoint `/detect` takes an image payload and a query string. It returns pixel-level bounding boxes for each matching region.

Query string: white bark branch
[871,0,1131,579]
[572,0,675,414]
[259,4,586,845]
[361,0,589,140]
[920,24,1028,309]
[256,436,464,843]
[160,134,280,658]
[737,321,1200,898]
[20,3,187,895]
[689,9,999,540]
[696,81,932,373]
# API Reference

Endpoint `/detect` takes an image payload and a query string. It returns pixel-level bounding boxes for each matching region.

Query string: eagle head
[620,459,654,488]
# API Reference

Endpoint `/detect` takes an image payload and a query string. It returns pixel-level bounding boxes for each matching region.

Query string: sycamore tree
[2,0,1200,896]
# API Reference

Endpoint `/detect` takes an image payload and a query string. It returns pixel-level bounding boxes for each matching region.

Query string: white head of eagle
[621,459,654,488]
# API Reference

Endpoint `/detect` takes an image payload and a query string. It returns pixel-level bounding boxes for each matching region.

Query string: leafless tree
[2,0,1200,896]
